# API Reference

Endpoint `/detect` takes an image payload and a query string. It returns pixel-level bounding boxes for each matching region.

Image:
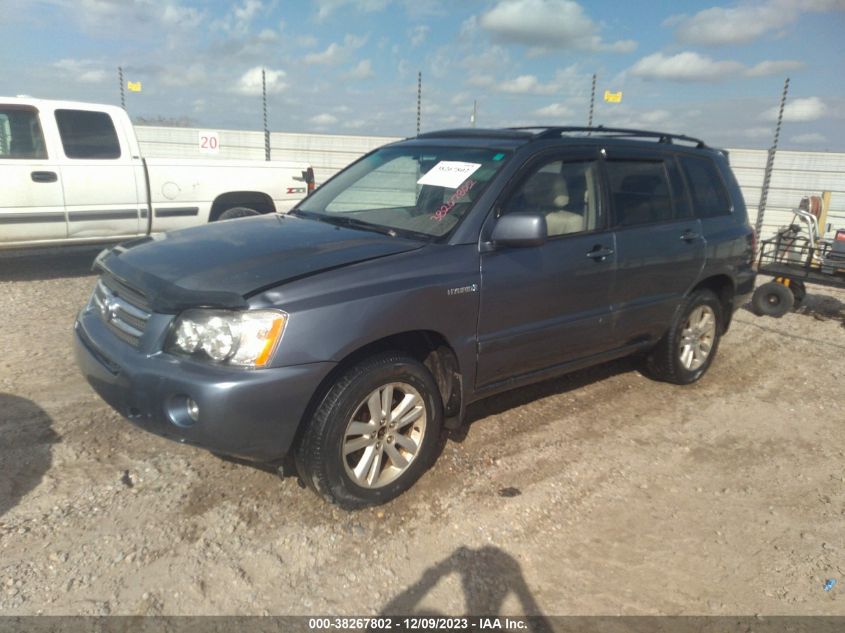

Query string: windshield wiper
[297,212,399,237]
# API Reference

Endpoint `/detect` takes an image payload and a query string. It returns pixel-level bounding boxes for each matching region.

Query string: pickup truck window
[55,109,121,159]
[296,146,510,239]
[0,106,47,159]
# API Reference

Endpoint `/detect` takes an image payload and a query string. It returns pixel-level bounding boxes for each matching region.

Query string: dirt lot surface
[1,246,844,617]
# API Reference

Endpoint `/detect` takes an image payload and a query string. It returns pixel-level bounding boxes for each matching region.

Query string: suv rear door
[604,147,705,345]
[476,148,617,387]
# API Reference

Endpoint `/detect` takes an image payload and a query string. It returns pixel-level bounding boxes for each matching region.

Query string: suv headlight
[165,309,287,368]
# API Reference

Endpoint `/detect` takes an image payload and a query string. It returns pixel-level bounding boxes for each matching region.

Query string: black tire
[644,289,724,385]
[751,281,794,317]
[788,280,806,307]
[294,352,443,509]
[216,206,261,221]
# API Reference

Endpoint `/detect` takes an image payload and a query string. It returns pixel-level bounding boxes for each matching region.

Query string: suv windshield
[294,145,510,239]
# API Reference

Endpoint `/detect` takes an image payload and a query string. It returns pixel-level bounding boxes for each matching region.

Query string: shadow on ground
[0,245,106,282]
[378,545,553,630]
[452,357,636,441]
[0,393,60,518]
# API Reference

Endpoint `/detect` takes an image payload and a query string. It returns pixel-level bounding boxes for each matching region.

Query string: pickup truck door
[54,108,144,239]
[0,104,67,244]
[476,149,617,388]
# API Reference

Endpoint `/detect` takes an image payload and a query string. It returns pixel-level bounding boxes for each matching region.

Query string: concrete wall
[135,126,845,238]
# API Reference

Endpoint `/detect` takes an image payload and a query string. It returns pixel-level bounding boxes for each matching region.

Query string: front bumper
[74,308,335,463]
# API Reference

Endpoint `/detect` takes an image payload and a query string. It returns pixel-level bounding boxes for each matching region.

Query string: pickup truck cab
[75,126,756,508]
[0,97,313,248]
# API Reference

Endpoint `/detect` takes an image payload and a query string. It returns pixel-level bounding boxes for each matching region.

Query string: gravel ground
[1,246,844,617]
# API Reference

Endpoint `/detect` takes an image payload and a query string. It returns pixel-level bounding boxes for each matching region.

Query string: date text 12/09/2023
[307,616,534,630]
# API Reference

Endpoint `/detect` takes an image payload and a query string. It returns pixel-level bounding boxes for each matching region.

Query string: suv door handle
[586,246,614,261]
[31,171,58,183]
[680,229,700,241]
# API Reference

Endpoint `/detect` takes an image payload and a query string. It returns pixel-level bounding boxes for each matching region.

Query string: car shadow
[0,245,106,282]
[451,357,637,442]
[0,393,60,518]
[377,545,553,629]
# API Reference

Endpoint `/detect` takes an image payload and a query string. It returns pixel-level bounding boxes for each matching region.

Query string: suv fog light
[167,395,200,428]
[186,398,200,423]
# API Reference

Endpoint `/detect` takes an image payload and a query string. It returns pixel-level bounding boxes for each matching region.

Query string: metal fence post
[262,69,270,161]
[755,77,790,238]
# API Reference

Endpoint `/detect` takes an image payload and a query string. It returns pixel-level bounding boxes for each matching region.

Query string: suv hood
[96,214,424,313]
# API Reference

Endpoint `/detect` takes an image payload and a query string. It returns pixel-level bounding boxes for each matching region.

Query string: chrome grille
[92,276,152,347]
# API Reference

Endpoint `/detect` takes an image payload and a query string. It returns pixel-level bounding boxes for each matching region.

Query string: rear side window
[679,155,731,218]
[606,160,673,227]
[55,109,121,159]
[0,106,47,159]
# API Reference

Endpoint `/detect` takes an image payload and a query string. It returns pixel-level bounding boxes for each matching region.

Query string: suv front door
[603,148,705,345]
[476,149,617,388]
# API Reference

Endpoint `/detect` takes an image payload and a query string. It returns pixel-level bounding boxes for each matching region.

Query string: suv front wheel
[645,289,723,385]
[295,352,444,508]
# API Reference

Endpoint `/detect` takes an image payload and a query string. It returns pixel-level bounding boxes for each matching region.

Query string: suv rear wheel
[295,352,443,508]
[645,289,723,385]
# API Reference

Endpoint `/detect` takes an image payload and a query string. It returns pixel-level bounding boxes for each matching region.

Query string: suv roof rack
[507,126,708,148]
[416,128,534,140]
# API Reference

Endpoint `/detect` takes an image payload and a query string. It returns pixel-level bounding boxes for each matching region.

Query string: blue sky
[2,0,843,150]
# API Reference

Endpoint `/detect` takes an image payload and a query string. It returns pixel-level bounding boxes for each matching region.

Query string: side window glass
[679,156,731,218]
[606,160,673,227]
[0,107,47,159]
[55,109,121,159]
[666,158,692,218]
[506,160,599,237]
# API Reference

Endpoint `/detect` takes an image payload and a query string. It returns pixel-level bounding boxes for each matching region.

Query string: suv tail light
[836,229,845,242]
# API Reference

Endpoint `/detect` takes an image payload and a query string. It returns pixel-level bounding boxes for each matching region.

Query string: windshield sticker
[432,179,477,222]
[417,161,482,189]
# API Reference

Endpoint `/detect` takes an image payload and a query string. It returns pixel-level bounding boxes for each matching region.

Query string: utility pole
[262,69,270,161]
[416,71,422,136]
[587,73,596,128]
[118,66,125,110]
[755,77,790,238]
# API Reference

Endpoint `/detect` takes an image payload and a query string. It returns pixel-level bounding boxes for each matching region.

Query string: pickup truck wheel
[751,281,794,317]
[295,352,443,509]
[644,289,723,385]
[217,206,261,221]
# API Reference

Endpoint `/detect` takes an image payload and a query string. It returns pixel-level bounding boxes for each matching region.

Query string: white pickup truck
[0,96,314,249]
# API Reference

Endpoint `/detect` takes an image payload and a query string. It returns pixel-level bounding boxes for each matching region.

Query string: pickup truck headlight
[166,309,287,368]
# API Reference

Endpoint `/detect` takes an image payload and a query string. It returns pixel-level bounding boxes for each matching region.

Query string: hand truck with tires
[752,200,845,317]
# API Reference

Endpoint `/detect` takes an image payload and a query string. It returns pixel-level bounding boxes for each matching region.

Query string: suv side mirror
[491,213,547,247]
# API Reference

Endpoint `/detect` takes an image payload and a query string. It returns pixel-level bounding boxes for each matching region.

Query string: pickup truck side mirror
[491,213,547,247]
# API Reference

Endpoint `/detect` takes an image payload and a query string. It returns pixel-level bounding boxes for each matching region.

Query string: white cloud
[533,102,574,118]
[161,4,203,28]
[790,132,827,144]
[345,59,375,80]
[667,0,845,46]
[234,67,286,95]
[315,0,391,21]
[409,24,430,47]
[480,0,637,52]
[311,113,339,126]
[497,74,559,95]
[630,51,744,82]
[763,96,828,122]
[159,63,206,87]
[743,127,774,139]
[53,59,108,83]
[304,35,366,65]
[745,60,805,77]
